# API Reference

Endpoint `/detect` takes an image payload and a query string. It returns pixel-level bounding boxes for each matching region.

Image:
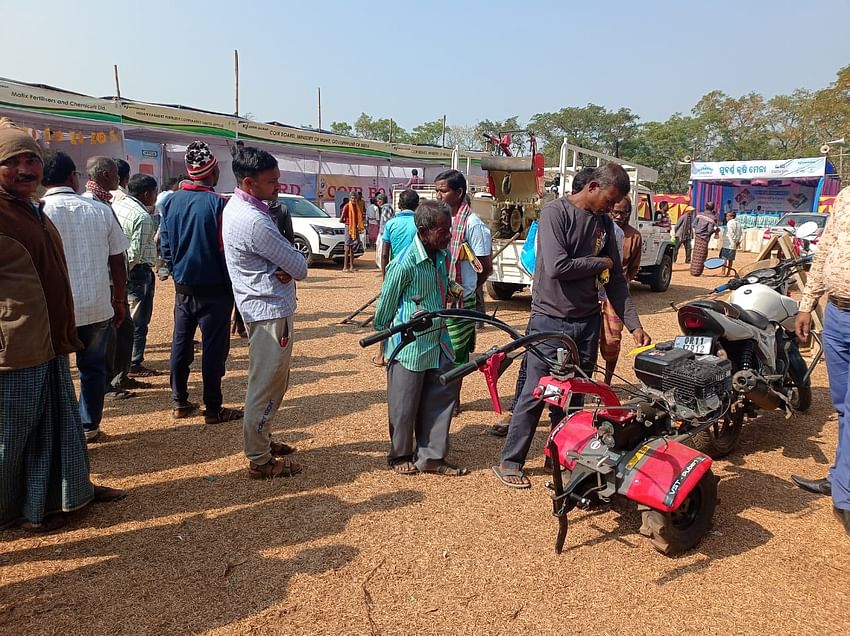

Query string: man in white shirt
[720,211,743,277]
[42,151,129,442]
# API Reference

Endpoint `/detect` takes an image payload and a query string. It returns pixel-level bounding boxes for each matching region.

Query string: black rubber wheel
[292,236,315,266]
[791,381,813,412]
[486,281,520,301]
[641,469,717,556]
[649,252,673,292]
[690,405,745,459]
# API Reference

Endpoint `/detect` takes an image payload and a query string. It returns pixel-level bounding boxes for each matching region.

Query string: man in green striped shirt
[373,200,468,477]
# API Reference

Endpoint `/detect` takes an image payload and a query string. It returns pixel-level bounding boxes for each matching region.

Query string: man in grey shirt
[493,163,651,489]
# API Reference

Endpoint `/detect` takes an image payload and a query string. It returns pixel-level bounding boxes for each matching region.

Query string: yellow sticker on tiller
[625,443,653,470]
[627,344,655,356]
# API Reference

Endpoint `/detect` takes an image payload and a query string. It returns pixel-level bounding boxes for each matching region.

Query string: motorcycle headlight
[310,224,335,236]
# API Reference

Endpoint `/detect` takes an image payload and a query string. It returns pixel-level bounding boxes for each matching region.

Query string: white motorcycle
[670,226,821,457]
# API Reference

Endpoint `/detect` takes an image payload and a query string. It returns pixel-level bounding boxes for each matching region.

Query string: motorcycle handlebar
[359,329,392,348]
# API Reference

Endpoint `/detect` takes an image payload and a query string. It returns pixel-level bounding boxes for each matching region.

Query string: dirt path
[1,254,847,635]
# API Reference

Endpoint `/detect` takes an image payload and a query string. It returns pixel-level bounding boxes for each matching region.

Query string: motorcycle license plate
[674,335,713,355]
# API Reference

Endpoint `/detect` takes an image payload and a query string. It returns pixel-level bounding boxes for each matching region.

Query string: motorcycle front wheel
[690,405,745,459]
[640,469,718,556]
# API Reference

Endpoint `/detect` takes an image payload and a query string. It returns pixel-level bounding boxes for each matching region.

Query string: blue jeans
[500,312,601,470]
[127,266,155,367]
[76,319,111,432]
[823,303,850,511]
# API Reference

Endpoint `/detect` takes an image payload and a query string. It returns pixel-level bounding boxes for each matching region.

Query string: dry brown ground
[1,252,849,636]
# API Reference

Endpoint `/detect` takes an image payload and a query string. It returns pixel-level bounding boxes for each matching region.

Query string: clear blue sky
[4,0,848,130]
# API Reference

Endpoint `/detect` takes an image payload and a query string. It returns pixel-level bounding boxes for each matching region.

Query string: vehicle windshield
[280,197,329,218]
[776,214,827,228]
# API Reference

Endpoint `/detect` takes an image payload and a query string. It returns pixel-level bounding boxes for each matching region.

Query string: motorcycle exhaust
[732,370,790,414]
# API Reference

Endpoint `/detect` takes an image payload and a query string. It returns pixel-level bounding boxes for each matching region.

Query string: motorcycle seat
[689,299,740,318]
[735,308,771,330]
[688,299,770,330]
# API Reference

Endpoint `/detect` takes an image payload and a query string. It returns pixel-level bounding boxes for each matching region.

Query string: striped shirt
[222,188,308,323]
[374,235,454,372]
[113,195,158,268]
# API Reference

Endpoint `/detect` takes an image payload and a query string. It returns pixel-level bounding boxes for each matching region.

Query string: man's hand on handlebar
[631,327,651,347]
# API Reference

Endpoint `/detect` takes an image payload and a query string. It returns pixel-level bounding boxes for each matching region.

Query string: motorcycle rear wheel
[641,469,718,556]
[690,406,745,459]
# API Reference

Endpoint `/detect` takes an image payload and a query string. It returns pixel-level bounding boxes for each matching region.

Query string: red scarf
[449,202,472,283]
[86,180,113,204]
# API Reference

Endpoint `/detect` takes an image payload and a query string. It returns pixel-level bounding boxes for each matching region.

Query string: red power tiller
[362,309,728,556]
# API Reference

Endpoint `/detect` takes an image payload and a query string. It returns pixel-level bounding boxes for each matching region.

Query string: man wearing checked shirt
[222,147,308,480]
[373,199,469,477]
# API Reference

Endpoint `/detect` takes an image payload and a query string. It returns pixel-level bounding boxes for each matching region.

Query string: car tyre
[292,235,315,266]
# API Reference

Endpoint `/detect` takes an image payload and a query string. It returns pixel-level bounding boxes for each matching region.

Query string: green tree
[529,105,639,164]
[624,114,704,193]
[408,119,445,145]
[353,113,408,142]
[329,121,353,136]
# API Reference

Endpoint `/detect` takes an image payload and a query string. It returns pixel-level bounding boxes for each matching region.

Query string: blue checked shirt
[373,235,454,372]
[222,189,308,323]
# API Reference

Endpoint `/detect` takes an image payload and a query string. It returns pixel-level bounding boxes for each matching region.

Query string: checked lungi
[599,299,625,363]
[0,356,94,527]
[690,237,710,277]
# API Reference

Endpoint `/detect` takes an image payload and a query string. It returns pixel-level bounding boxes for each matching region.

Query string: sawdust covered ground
[1,252,848,636]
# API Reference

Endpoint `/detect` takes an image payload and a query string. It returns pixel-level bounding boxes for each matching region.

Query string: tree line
[327,66,850,194]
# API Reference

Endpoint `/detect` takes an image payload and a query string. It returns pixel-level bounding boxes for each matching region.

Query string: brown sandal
[248,457,302,480]
[421,462,469,477]
[270,441,296,456]
[172,401,198,419]
[390,461,418,475]
[93,484,127,502]
[20,515,67,533]
[204,407,243,424]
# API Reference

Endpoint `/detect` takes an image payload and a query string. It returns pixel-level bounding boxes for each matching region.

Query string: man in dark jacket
[160,141,242,424]
[493,163,652,489]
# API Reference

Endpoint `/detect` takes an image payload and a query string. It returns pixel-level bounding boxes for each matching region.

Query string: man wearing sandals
[160,141,243,425]
[373,200,468,477]
[493,164,651,489]
[222,146,308,479]
[0,119,125,531]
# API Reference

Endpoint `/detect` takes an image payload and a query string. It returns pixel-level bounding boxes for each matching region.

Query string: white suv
[278,194,362,266]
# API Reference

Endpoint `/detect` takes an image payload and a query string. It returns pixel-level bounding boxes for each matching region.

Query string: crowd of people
[1,114,847,538]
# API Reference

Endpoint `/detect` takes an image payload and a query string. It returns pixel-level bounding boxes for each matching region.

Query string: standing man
[340,191,365,272]
[223,146,308,479]
[0,120,124,531]
[114,174,160,377]
[404,168,422,188]
[160,141,242,424]
[83,156,136,398]
[794,186,850,535]
[689,201,720,277]
[434,169,493,414]
[42,151,129,442]
[373,200,468,476]
[374,193,394,269]
[493,164,651,488]
[111,158,130,204]
[674,206,694,264]
[600,196,643,385]
[380,189,419,276]
[719,210,743,277]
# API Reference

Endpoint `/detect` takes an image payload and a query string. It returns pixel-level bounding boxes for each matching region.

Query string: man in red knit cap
[160,141,243,424]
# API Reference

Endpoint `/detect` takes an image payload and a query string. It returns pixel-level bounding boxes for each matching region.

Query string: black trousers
[170,293,233,410]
